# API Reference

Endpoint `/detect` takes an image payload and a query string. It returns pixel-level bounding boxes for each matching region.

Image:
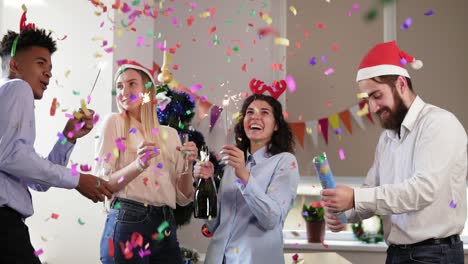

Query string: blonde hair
[115,68,171,166]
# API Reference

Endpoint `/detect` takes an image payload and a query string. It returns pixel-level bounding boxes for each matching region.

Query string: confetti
[241,63,248,72]
[339,148,346,160]
[289,6,297,16]
[208,26,216,34]
[190,84,203,93]
[78,218,86,225]
[324,68,335,75]
[357,103,369,116]
[51,213,59,219]
[65,70,71,78]
[80,164,92,172]
[316,23,326,29]
[309,57,317,66]
[34,249,44,257]
[50,98,58,116]
[424,10,434,16]
[129,127,137,134]
[357,92,369,99]
[108,238,115,257]
[285,75,296,93]
[71,164,78,176]
[401,17,412,30]
[450,200,457,208]
[118,176,125,184]
[274,37,290,46]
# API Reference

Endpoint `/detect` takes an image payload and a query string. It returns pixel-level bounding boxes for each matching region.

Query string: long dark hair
[234,94,295,156]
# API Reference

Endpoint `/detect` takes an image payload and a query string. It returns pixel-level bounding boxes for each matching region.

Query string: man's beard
[376,90,408,132]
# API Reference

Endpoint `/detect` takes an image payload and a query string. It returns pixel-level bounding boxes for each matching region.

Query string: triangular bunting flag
[289,122,306,149]
[339,110,352,134]
[306,120,318,147]
[359,100,375,124]
[209,105,223,132]
[350,105,366,130]
[318,118,329,145]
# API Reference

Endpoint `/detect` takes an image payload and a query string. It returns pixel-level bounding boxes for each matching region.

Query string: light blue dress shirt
[204,146,300,264]
[0,78,78,218]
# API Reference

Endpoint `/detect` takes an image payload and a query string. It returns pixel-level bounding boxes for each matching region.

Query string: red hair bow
[249,78,287,99]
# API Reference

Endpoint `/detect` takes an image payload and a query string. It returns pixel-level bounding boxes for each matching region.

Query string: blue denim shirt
[0,78,78,218]
[204,146,300,264]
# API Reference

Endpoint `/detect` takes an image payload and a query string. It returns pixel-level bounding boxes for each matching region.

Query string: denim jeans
[386,241,464,264]
[100,198,183,264]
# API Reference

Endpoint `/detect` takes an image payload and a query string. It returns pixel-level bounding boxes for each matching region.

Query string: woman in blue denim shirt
[194,94,300,264]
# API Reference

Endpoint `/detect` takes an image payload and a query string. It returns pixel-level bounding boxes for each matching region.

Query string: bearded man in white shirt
[322,41,467,264]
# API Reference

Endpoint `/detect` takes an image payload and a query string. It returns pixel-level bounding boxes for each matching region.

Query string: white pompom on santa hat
[356,41,423,82]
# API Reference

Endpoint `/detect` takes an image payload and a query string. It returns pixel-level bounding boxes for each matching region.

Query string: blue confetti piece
[129,127,137,134]
[424,10,434,16]
[400,57,407,66]
[130,93,137,101]
[309,57,317,66]
[156,162,163,169]
[450,200,457,208]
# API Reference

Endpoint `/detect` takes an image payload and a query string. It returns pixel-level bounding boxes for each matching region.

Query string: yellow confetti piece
[94,52,103,58]
[289,6,297,16]
[357,92,369,99]
[73,111,83,120]
[199,11,211,18]
[234,247,239,254]
[262,13,272,24]
[357,103,369,116]
[117,28,123,37]
[274,37,290,47]
[65,70,71,78]
[306,127,312,135]
[113,147,120,158]
[80,99,90,116]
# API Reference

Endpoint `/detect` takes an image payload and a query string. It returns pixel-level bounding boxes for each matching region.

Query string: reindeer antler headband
[249,78,287,99]
[11,8,36,57]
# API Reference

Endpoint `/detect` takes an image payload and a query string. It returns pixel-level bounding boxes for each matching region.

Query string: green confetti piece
[131,0,140,5]
[113,202,121,209]
[111,89,117,96]
[233,46,240,52]
[157,32,162,39]
[250,9,256,16]
[60,138,68,145]
[212,39,220,45]
[78,218,85,225]
[178,121,185,129]
[147,29,154,37]
[364,9,378,22]
[226,57,231,63]
[186,110,192,115]
[72,90,80,96]
[263,2,269,7]
[145,82,153,89]
[225,19,234,26]
[155,221,169,241]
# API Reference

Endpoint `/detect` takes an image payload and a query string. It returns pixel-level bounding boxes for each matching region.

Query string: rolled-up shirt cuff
[354,187,377,214]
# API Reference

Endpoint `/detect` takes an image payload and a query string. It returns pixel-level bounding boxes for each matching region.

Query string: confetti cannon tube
[313,152,347,223]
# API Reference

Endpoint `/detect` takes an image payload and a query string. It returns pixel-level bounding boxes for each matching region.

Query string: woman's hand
[177,141,198,162]
[194,161,215,179]
[136,141,160,168]
[221,145,249,183]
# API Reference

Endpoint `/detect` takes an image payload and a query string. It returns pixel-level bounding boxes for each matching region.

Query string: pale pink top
[95,113,193,208]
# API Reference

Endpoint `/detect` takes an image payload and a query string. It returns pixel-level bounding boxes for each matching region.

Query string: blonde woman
[96,60,197,264]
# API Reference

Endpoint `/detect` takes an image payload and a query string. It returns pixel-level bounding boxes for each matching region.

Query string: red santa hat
[356,41,423,82]
[114,59,160,86]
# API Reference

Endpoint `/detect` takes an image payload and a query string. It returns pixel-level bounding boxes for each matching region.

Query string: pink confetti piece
[241,63,248,72]
[115,138,126,151]
[87,95,92,104]
[71,164,78,176]
[92,114,100,125]
[200,95,208,102]
[285,75,296,93]
[75,121,85,131]
[353,4,360,11]
[424,10,434,16]
[65,113,75,119]
[339,148,346,160]
[173,64,179,70]
[332,43,339,51]
[324,68,335,75]
[51,213,59,219]
[322,242,329,249]
[136,36,144,47]
[190,84,203,93]
[100,21,105,28]
[118,176,125,184]
[34,249,44,257]
[139,249,151,258]
[80,164,92,172]
[104,47,114,53]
